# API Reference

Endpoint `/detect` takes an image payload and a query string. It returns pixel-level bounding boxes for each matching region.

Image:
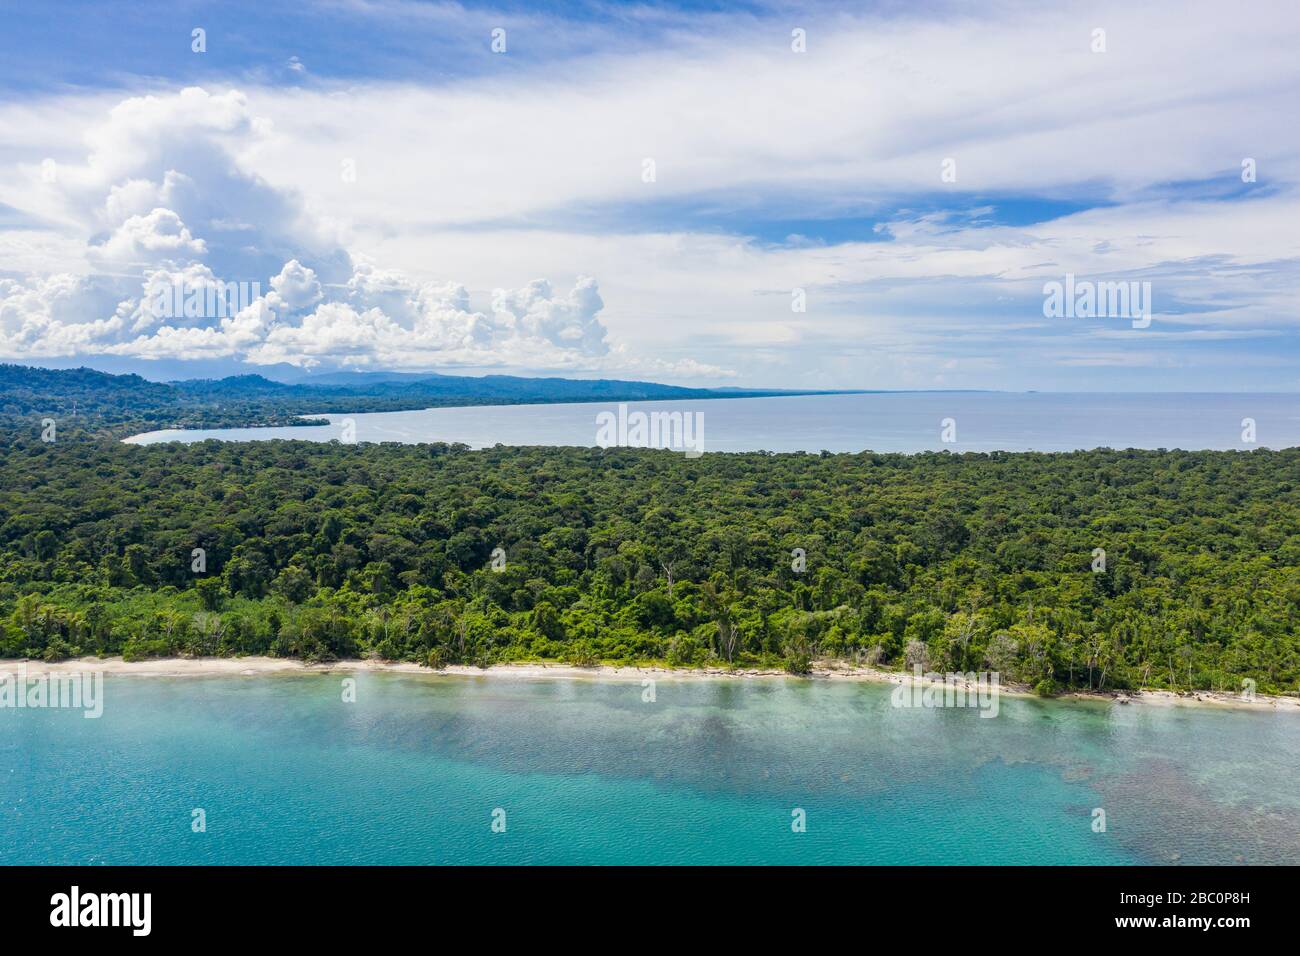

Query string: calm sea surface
[3,673,1298,865]
[124,392,1300,452]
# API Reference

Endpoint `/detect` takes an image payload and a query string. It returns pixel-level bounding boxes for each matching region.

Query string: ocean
[4,671,1297,865]
[123,392,1300,453]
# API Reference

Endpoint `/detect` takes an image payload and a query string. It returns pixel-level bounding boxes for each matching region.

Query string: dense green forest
[1,430,1297,695]
[0,364,822,432]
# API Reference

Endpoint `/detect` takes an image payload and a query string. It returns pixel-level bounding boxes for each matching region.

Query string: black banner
[0,865,1279,941]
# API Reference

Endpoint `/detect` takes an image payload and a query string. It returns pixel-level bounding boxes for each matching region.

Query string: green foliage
[195,576,224,611]
[1,432,1298,694]
[0,364,816,434]
[782,640,813,675]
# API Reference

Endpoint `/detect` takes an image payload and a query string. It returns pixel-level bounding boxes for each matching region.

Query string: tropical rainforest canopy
[2,415,1297,695]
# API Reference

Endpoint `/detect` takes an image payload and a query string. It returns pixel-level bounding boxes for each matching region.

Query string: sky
[0,0,1297,390]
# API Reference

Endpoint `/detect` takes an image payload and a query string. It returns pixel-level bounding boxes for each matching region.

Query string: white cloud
[90,207,207,264]
[269,259,322,311]
[0,273,128,354]
[0,87,662,375]
[491,277,608,356]
[244,273,610,370]
[0,0,1297,387]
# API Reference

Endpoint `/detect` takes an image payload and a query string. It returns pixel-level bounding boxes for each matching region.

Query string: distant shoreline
[118,391,1300,453]
[11,656,1299,714]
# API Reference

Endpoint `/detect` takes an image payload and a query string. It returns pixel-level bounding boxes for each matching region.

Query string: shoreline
[8,655,1299,713]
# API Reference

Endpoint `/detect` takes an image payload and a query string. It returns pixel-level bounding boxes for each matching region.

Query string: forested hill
[0,363,828,432]
[2,437,1298,695]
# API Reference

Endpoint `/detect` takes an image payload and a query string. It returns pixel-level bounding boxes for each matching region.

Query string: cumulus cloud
[0,273,127,354]
[269,259,322,311]
[245,270,609,370]
[0,86,651,375]
[91,207,207,264]
[492,277,608,356]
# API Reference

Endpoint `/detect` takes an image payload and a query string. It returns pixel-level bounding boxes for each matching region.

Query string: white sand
[8,655,1298,712]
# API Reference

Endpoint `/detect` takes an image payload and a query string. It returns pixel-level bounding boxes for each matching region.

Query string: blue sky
[0,0,1298,390]
[0,0,788,91]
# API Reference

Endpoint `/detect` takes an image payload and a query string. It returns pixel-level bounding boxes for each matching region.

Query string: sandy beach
[7,655,1298,713]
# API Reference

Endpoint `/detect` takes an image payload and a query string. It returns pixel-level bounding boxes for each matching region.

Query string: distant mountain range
[0,363,850,432]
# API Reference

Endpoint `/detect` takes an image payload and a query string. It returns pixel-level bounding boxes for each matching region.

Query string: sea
[3,671,1297,865]
[124,391,1300,453]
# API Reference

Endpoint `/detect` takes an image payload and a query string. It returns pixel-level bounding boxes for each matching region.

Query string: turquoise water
[3,673,1299,865]
[124,392,1300,453]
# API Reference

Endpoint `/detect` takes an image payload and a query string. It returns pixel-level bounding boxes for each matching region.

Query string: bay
[124,392,1300,453]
